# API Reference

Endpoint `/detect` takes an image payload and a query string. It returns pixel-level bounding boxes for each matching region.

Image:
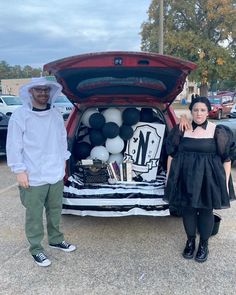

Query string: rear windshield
[208,97,221,104]
[209,95,234,104]
[2,96,22,105]
[55,96,70,103]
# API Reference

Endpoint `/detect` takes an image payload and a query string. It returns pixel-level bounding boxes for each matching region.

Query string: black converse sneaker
[49,240,76,252]
[32,252,51,267]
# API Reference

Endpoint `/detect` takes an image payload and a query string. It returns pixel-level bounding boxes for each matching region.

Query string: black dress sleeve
[214,125,236,162]
[165,124,183,157]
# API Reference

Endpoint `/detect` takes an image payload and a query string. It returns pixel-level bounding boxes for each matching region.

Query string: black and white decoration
[64,107,168,217]
[124,122,165,181]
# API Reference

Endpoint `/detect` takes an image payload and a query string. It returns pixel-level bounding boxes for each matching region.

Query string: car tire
[217,110,222,120]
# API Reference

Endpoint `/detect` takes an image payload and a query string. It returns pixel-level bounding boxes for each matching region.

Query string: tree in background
[140,0,236,95]
[0,61,44,80]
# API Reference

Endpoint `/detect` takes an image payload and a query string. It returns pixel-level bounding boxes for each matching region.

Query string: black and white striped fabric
[62,170,169,217]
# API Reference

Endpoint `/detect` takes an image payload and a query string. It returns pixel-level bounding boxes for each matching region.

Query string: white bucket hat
[19,77,62,104]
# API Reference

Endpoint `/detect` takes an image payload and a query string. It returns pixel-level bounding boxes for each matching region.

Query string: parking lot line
[0,183,17,195]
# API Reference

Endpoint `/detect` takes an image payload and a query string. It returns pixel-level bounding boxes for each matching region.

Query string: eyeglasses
[32,87,51,93]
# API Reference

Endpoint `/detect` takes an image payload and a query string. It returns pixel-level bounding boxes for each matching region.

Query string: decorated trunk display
[64,106,169,217]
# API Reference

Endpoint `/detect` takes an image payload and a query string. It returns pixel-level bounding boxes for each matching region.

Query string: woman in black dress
[165,96,235,262]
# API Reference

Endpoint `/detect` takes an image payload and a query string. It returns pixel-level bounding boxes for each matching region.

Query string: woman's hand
[178,114,191,132]
[226,184,229,195]
[166,156,173,186]
[16,171,29,188]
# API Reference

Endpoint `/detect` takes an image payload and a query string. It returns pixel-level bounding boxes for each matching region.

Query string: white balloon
[81,108,98,127]
[108,153,123,164]
[102,108,122,126]
[90,146,109,161]
[105,136,124,154]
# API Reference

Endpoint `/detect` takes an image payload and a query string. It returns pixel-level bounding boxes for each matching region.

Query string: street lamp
[159,0,164,54]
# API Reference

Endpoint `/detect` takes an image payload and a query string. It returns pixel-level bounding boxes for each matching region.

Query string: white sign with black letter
[124,123,165,181]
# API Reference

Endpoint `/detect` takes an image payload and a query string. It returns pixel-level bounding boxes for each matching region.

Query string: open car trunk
[63,104,170,217]
[44,51,196,217]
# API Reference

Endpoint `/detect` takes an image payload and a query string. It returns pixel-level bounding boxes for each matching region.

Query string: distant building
[1,77,199,102]
[176,79,199,102]
[1,78,30,95]
[1,76,56,95]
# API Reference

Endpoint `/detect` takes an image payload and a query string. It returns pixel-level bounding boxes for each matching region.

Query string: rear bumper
[62,175,169,217]
[62,206,170,217]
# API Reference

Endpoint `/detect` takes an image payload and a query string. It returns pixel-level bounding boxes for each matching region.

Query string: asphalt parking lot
[0,153,236,295]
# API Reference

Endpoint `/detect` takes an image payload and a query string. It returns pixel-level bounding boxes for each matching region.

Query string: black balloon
[140,108,154,122]
[89,129,106,146]
[122,108,140,125]
[89,112,105,129]
[102,122,120,138]
[74,141,92,160]
[119,125,134,140]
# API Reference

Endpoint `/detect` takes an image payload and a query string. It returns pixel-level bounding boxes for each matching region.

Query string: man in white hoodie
[6,77,76,267]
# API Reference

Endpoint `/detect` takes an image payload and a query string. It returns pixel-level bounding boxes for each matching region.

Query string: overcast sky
[0,0,151,68]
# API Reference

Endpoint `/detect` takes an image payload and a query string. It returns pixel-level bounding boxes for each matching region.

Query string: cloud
[0,0,150,67]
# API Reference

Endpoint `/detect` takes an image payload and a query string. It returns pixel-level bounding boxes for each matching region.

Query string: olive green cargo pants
[19,180,64,255]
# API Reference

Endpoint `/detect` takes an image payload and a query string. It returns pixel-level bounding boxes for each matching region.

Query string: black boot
[182,237,195,259]
[195,239,208,263]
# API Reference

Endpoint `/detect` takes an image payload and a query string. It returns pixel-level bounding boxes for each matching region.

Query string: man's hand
[16,171,29,188]
[178,114,191,132]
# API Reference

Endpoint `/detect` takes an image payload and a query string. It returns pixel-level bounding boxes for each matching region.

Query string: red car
[44,51,196,217]
[208,93,235,120]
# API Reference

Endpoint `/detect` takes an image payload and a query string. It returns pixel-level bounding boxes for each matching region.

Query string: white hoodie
[6,80,71,186]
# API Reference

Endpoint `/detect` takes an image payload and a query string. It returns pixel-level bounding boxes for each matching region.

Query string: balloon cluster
[74,107,154,163]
